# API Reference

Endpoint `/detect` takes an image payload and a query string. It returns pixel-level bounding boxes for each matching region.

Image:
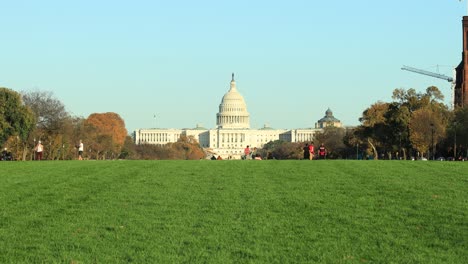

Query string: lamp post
[30,138,34,161]
[430,123,435,160]
[454,122,458,159]
[398,132,402,160]
[33,138,36,160]
[16,136,19,161]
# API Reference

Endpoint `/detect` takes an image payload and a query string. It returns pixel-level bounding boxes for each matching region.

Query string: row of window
[220,107,245,112]
[139,133,179,142]
[217,116,249,124]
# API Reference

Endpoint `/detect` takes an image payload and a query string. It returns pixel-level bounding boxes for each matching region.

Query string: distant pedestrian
[252,147,257,158]
[244,145,251,160]
[303,143,310,160]
[78,140,84,160]
[34,140,44,161]
[318,143,326,159]
[309,142,315,160]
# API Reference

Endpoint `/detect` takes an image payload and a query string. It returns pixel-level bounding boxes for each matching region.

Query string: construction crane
[401,65,453,82]
[401,65,456,109]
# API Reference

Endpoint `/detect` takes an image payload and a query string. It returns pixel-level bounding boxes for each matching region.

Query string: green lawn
[0,160,467,263]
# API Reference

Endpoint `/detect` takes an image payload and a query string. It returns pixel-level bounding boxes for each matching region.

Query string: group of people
[243,145,262,160]
[30,139,84,161]
[210,146,262,160]
[210,155,223,160]
[303,142,327,160]
[1,148,12,161]
[210,144,326,160]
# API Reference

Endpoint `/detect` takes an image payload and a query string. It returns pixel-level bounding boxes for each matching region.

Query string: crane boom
[401,65,453,82]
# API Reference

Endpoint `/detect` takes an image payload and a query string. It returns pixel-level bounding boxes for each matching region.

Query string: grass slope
[0,160,467,263]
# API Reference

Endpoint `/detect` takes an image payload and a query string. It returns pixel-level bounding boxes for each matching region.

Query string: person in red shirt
[308,142,315,160]
[244,145,251,160]
[318,143,327,159]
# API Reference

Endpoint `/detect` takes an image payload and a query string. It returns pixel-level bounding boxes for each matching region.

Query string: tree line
[2,85,467,160]
[260,86,468,160]
[0,87,205,161]
[352,86,467,160]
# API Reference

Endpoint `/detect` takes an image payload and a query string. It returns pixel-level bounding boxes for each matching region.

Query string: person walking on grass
[78,140,84,160]
[309,142,315,160]
[34,140,44,161]
[318,143,327,159]
[244,145,251,160]
[303,143,310,160]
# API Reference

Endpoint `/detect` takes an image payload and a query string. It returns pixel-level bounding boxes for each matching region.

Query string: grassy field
[0,160,467,263]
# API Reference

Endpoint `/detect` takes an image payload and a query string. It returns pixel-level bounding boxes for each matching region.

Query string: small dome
[192,124,207,130]
[318,108,341,123]
[259,124,274,130]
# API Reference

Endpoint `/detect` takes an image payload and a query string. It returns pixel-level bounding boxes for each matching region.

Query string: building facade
[134,74,342,159]
[455,16,468,107]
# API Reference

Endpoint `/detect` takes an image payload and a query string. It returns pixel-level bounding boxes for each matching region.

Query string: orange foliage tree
[170,135,206,160]
[84,112,128,159]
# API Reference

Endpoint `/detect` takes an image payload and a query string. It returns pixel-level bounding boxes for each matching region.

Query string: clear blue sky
[1,0,466,132]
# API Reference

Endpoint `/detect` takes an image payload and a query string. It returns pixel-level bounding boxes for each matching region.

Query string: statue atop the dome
[232,73,235,82]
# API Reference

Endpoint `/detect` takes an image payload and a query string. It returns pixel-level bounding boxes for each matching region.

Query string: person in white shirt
[34,140,44,160]
[78,140,84,160]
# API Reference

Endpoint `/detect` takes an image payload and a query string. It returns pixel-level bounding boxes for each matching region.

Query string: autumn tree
[342,127,367,159]
[168,135,206,160]
[357,101,390,159]
[22,91,69,133]
[442,106,468,159]
[134,144,165,160]
[383,103,411,159]
[409,108,446,159]
[356,86,449,160]
[119,135,138,159]
[84,112,128,159]
[259,140,302,160]
[314,126,347,159]
[22,90,74,160]
[453,107,468,147]
[392,88,425,112]
[0,88,35,160]
[133,135,205,160]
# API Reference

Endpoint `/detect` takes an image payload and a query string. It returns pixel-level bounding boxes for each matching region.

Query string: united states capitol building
[134,74,342,159]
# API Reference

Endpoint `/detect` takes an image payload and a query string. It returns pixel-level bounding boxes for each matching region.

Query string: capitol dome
[216,73,250,129]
